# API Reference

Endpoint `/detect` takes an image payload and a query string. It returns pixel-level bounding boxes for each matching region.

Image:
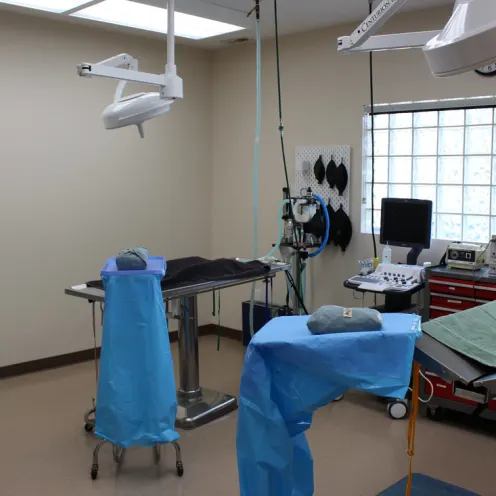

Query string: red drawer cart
[424,267,496,419]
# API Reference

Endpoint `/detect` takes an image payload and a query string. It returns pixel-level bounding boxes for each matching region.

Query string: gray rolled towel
[307,305,383,334]
[116,247,149,271]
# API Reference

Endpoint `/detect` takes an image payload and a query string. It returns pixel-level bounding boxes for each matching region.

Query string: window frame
[361,96,496,242]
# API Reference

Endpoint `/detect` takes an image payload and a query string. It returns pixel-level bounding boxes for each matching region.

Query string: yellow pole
[406,361,420,496]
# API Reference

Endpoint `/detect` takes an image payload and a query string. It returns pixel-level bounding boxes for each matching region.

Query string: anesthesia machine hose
[308,193,330,258]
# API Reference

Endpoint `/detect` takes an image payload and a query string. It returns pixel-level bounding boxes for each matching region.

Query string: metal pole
[178,296,201,398]
[293,252,302,314]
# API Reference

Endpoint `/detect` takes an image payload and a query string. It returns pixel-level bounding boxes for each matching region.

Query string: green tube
[249,17,262,337]
[263,199,289,259]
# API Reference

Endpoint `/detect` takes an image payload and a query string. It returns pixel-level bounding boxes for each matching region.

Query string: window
[362,98,496,243]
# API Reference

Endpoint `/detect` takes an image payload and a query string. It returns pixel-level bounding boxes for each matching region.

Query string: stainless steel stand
[175,296,237,429]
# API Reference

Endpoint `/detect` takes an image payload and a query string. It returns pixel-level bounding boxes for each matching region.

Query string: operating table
[65,261,290,430]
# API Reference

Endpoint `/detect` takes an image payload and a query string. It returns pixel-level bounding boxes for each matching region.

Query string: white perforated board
[295,146,350,215]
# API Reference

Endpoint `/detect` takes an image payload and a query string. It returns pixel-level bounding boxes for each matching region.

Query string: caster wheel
[90,464,98,480]
[427,406,443,421]
[387,400,409,420]
[333,395,344,402]
[176,462,184,477]
[84,423,93,433]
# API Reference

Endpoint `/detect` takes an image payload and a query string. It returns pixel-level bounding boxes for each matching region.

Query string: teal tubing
[249,16,262,337]
[308,193,329,258]
[263,199,289,259]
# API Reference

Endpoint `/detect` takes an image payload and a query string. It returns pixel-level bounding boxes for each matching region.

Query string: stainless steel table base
[176,387,238,429]
[176,296,238,429]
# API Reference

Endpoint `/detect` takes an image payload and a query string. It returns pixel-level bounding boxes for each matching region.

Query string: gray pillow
[116,246,149,271]
[307,305,383,335]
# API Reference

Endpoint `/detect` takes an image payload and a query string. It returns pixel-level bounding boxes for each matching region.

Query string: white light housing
[102,92,173,138]
[72,0,244,40]
[0,0,91,13]
[424,0,496,77]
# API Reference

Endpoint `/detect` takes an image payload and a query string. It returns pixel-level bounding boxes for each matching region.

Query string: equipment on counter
[313,155,325,185]
[338,0,496,78]
[346,263,424,293]
[358,258,375,275]
[490,235,496,275]
[76,0,183,137]
[446,242,487,270]
[382,244,392,264]
[380,198,433,265]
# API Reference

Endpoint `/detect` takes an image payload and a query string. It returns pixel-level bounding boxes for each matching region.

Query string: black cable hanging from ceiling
[369,0,378,259]
[273,0,299,244]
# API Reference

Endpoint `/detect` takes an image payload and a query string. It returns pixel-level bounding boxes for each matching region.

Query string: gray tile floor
[0,336,495,495]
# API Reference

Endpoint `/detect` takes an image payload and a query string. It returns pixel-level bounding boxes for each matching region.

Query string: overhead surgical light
[424,0,496,77]
[77,0,183,138]
[338,0,496,78]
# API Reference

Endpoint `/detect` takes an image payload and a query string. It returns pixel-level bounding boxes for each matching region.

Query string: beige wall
[0,12,212,367]
[3,5,496,365]
[211,6,496,330]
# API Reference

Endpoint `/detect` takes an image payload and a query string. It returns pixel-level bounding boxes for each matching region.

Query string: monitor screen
[380,198,433,249]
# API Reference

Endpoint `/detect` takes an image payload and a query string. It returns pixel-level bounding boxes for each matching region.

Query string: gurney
[65,257,290,430]
[415,315,496,419]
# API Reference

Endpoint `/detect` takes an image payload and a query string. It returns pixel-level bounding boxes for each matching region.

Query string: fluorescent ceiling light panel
[0,0,92,13]
[72,0,245,40]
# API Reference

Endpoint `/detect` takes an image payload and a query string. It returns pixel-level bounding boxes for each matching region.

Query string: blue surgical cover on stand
[95,257,179,448]
[237,314,421,496]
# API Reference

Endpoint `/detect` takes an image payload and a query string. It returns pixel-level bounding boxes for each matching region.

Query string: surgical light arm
[338,30,440,53]
[78,54,163,88]
[77,54,183,100]
[338,0,411,51]
[337,0,441,53]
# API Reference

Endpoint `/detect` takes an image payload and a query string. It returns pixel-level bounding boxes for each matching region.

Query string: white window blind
[362,98,496,243]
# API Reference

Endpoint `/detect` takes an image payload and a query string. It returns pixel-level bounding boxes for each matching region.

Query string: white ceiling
[0,0,455,48]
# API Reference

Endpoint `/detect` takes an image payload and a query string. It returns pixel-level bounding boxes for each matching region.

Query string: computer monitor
[380,198,433,265]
